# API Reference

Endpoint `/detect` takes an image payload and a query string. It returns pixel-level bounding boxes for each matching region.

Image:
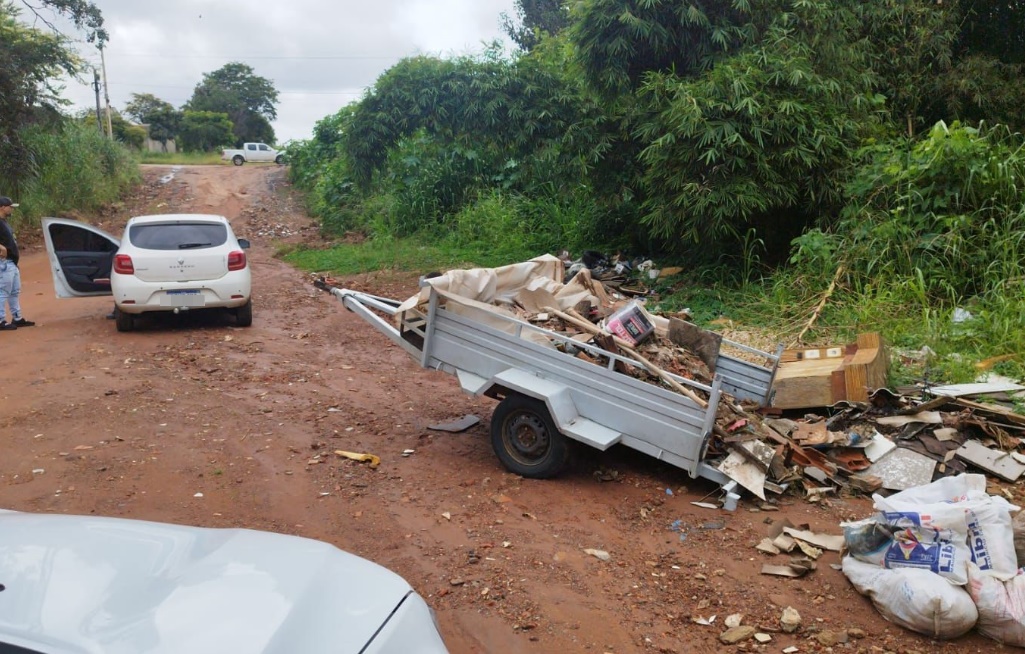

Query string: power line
[105,52,404,61]
[104,82,362,96]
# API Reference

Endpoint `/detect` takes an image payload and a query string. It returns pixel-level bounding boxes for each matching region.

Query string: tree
[858,2,958,137]
[342,48,606,194]
[17,0,106,43]
[177,110,234,152]
[572,0,753,99]
[570,0,875,255]
[500,0,569,51]
[958,0,1025,64]
[125,93,181,151]
[124,92,173,123]
[185,62,278,146]
[1,1,82,191]
[75,108,143,147]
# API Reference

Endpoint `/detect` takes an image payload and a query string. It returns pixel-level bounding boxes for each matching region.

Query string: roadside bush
[831,121,1025,299]
[382,134,496,237]
[443,191,598,261]
[718,120,1025,383]
[9,122,138,228]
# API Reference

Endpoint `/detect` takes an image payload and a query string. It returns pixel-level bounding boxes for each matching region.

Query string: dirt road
[0,165,986,653]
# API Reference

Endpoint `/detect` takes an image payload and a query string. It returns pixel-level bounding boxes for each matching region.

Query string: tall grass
[704,122,1025,384]
[7,123,139,229]
[138,151,226,165]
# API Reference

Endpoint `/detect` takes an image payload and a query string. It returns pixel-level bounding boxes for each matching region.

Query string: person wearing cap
[0,196,36,330]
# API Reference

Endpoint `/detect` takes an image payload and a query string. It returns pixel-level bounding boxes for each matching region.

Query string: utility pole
[99,45,113,139]
[92,69,103,133]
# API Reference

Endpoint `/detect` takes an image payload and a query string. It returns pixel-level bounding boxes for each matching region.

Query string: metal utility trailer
[329,285,781,508]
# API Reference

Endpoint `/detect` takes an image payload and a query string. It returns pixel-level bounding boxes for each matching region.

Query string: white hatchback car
[42,214,253,332]
[0,510,450,653]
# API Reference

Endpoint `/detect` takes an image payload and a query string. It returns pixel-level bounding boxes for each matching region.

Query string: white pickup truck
[222,142,285,166]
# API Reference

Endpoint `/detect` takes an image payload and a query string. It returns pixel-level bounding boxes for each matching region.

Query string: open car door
[41,218,120,298]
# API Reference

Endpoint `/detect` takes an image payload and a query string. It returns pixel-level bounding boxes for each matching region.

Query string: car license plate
[162,289,205,307]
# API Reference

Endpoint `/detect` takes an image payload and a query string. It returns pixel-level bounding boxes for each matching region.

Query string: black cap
[0,197,18,208]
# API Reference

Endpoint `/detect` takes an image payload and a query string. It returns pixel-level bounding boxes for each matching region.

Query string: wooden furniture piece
[770,333,888,409]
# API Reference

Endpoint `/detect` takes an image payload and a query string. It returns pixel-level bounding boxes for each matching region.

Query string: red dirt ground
[0,165,995,653]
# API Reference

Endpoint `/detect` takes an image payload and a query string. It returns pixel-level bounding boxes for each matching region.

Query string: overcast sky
[24,0,517,143]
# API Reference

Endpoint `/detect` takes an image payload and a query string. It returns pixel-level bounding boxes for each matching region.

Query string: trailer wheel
[490,394,569,479]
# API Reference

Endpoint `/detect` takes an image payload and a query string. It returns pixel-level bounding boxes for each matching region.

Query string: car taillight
[227,250,246,271]
[114,254,134,275]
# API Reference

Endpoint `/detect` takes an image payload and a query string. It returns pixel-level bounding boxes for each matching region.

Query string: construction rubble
[385,252,1025,509]
[319,250,1025,645]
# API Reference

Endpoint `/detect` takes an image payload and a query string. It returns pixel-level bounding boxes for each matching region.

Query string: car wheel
[114,307,135,332]
[232,155,244,166]
[274,155,285,165]
[235,300,253,327]
[490,394,569,478]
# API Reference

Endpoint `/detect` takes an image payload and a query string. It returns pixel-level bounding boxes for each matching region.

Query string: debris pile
[319,251,1025,507]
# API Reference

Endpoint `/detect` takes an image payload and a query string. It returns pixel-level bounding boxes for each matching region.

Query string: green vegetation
[285,239,506,277]
[1,1,137,230]
[137,151,225,165]
[121,63,280,152]
[287,0,1025,385]
[11,123,139,227]
[184,62,279,146]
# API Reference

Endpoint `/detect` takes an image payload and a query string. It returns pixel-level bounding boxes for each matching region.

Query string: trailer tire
[490,394,569,479]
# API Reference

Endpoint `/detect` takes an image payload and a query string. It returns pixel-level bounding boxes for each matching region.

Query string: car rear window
[128,223,228,250]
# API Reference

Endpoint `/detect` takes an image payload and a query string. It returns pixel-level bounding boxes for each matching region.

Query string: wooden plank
[954,398,1025,427]
[851,332,888,399]
[831,368,848,404]
[771,368,837,408]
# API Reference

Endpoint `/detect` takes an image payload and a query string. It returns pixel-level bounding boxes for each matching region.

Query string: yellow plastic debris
[334,450,381,468]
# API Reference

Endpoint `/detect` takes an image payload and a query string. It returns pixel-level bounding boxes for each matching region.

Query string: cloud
[32,0,516,142]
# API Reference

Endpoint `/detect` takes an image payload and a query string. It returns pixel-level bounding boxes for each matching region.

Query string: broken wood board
[953,398,1025,428]
[771,333,888,409]
[865,447,937,491]
[955,440,1025,482]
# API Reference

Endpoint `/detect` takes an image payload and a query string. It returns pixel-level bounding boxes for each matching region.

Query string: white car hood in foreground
[0,512,415,654]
